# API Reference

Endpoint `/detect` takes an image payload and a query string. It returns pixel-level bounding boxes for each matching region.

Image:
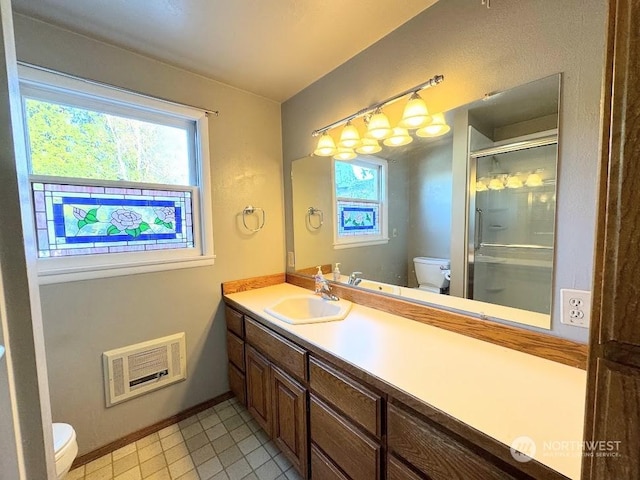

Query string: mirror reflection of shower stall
[467,133,557,314]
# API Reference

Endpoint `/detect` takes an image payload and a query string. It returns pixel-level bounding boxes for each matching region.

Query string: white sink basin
[264,295,352,325]
[356,279,401,295]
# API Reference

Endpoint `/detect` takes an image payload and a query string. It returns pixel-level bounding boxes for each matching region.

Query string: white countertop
[226,283,586,479]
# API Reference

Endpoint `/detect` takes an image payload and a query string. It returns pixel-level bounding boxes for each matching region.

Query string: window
[333,157,388,248]
[19,66,213,283]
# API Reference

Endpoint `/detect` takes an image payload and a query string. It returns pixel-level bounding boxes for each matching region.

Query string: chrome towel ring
[242,205,266,232]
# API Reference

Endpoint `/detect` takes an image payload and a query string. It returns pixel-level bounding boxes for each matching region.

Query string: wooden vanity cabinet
[241,313,309,478]
[225,306,246,405]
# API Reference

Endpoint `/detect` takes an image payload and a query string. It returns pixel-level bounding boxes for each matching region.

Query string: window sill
[37,255,216,285]
[333,238,389,250]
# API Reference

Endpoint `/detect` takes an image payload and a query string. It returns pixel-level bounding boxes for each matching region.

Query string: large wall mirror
[290,74,560,329]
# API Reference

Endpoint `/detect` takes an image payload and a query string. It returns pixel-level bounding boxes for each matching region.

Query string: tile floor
[66,397,302,480]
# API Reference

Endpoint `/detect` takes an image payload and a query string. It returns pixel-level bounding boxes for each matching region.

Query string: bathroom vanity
[223,281,586,480]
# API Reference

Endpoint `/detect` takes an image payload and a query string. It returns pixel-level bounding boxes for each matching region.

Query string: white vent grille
[103,333,186,407]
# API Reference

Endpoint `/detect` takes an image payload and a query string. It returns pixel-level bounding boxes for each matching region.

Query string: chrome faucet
[348,271,363,286]
[317,278,339,301]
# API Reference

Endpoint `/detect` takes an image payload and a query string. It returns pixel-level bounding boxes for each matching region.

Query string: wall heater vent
[103,333,186,407]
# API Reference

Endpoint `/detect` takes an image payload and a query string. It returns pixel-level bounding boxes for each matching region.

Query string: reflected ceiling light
[338,121,362,149]
[383,127,413,147]
[313,132,337,157]
[333,147,357,161]
[416,112,451,137]
[366,109,393,140]
[506,174,524,189]
[355,137,382,155]
[488,177,505,190]
[476,178,488,192]
[525,171,544,187]
[399,92,431,129]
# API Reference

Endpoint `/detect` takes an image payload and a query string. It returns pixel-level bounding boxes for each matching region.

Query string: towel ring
[307,207,323,230]
[242,205,266,232]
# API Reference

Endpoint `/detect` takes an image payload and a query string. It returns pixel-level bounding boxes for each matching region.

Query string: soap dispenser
[333,263,341,282]
[314,266,324,293]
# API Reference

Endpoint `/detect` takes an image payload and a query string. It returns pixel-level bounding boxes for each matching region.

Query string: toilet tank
[413,257,450,289]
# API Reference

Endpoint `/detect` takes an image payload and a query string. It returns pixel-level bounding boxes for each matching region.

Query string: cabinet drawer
[310,396,380,480]
[388,403,517,480]
[310,444,349,480]
[245,317,307,381]
[227,331,245,371]
[225,305,244,338]
[309,357,382,438]
[388,455,423,480]
[228,363,246,406]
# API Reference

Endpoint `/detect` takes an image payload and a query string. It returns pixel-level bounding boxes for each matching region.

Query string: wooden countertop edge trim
[221,272,286,295]
[286,273,588,370]
[223,298,569,480]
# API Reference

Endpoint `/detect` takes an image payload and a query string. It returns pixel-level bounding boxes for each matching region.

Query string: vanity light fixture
[415,112,451,137]
[488,176,506,190]
[313,132,337,157]
[525,170,544,187]
[383,127,413,146]
[338,121,362,148]
[356,137,382,154]
[399,92,431,129]
[311,74,445,155]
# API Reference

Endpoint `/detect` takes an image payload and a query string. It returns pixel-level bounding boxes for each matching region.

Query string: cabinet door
[245,345,272,435]
[271,366,308,478]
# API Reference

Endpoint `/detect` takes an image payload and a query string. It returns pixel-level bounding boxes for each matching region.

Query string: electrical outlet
[560,289,591,328]
[287,251,295,268]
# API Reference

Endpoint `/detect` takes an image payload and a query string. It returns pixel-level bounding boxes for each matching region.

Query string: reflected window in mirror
[333,158,388,249]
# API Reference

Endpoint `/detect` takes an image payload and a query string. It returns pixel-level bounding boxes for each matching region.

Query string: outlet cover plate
[560,289,591,328]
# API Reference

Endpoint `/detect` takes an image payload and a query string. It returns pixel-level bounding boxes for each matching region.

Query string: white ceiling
[12,0,439,101]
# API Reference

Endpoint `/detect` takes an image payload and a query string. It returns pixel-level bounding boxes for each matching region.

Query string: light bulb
[488,177,505,190]
[506,174,523,189]
[525,172,544,187]
[416,112,451,137]
[338,122,362,149]
[399,92,431,129]
[313,133,337,157]
[355,138,382,154]
[333,147,357,161]
[476,178,488,192]
[383,127,413,147]
[366,110,392,140]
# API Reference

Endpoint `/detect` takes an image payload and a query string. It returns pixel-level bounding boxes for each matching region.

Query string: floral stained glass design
[32,182,194,258]
[337,201,380,237]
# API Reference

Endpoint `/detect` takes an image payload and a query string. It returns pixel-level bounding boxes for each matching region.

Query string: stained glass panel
[337,201,380,237]
[33,182,195,258]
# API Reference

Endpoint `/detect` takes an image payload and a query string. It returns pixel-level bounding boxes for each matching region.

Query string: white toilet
[413,257,450,293]
[53,423,78,479]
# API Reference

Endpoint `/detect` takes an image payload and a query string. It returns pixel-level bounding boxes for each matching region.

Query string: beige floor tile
[180,421,204,440]
[237,434,260,455]
[158,424,180,439]
[229,425,251,443]
[218,445,243,468]
[190,443,216,466]
[197,456,223,479]
[197,407,215,420]
[178,415,199,429]
[185,431,209,453]
[164,442,190,465]
[137,433,160,450]
[145,467,171,480]
[221,414,243,432]
[114,465,142,480]
[139,441,163,463]
[225,458,252,480]
[161,431,184,451]
[245,446,269,470]
[272,452,292,472]
[168,454,195,479]
[205,423,228,442]
[85,453,112,474]
[254,460,282,480]
[114,451,139,476]
[113,442,137,461]
[67,465,85,480]
[217,406,236,421]
[211,434,235,454]
[175,470,200,480]
[85,463,113,480]
[140,453,167,478]
[200,413,222,430]
[283,467,302,480]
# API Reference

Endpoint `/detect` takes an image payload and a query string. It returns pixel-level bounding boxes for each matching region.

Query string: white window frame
[332,156,389,249]
[18,65,214,284]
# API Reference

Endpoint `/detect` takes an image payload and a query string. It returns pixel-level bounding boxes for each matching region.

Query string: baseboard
[71,391,234,469]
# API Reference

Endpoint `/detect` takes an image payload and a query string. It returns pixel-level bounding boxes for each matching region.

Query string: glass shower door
[468,139,557,314]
